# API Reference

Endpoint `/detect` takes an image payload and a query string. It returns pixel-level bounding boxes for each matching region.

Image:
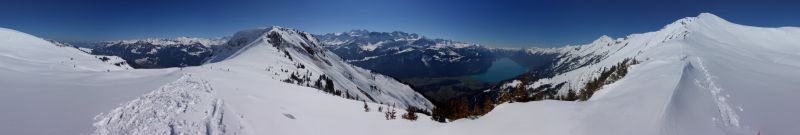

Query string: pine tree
[385,108,397,120]
[363,101,369,112]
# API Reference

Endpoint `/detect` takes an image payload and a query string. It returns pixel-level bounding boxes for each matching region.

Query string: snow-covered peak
[207,26,434,110]
[590,35,615,45]
[651,13,730,37]
[210,26,323,63]
[224,26,318,47]
[697,13,727,23]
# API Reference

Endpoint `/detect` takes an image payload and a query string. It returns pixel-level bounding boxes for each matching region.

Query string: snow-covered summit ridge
[494,12,800,134]
[514,13,720,92]
[207,26,324,63]
[206,26,435,110]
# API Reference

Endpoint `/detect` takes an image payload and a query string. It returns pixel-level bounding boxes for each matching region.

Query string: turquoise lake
[470,58,528,82]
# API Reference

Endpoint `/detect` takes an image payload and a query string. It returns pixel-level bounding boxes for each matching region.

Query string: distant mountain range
[67,37,226,68]
[315,30,497,78]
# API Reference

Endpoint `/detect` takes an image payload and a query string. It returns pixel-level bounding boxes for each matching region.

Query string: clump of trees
[401,106,421,121]
[429,58,640,122]
[430,95,495,122]
[312,75,341,96]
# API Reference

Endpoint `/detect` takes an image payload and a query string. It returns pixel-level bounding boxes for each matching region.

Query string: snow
[92,74,228,135]
[394,48,415,54]
[0,65,182,134]
[358,41,382,51]
[78,47,94,53]
[346,55,384,62]
[2,13,800,135]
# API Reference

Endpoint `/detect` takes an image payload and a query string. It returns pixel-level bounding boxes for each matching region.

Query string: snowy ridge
[92,74,232,135]
[496,13,800,134]
[517,12,698,94]
[207,26,434,110]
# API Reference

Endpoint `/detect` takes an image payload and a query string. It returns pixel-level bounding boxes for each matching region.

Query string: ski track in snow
[92,74,227,135]
[692,57,740,128]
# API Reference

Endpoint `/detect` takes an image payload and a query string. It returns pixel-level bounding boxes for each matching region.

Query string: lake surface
[470,58,527,82]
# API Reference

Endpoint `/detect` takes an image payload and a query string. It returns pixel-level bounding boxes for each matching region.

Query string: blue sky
[1,0,799,47]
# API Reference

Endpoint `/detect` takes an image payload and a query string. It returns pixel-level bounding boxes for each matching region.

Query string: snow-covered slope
[207,26,433,110]
[0,27,181,134]
[0,28,131,71]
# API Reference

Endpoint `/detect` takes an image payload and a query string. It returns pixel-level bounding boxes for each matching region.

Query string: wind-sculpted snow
[92,74,228,135]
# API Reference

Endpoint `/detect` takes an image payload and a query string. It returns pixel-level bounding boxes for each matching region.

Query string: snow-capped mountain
[89,37,226,68]
[207,26,434,110]
[496,13,698,97]
[316,30,496,78]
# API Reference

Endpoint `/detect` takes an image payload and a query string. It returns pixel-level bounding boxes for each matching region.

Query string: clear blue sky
[1,0,799,47]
